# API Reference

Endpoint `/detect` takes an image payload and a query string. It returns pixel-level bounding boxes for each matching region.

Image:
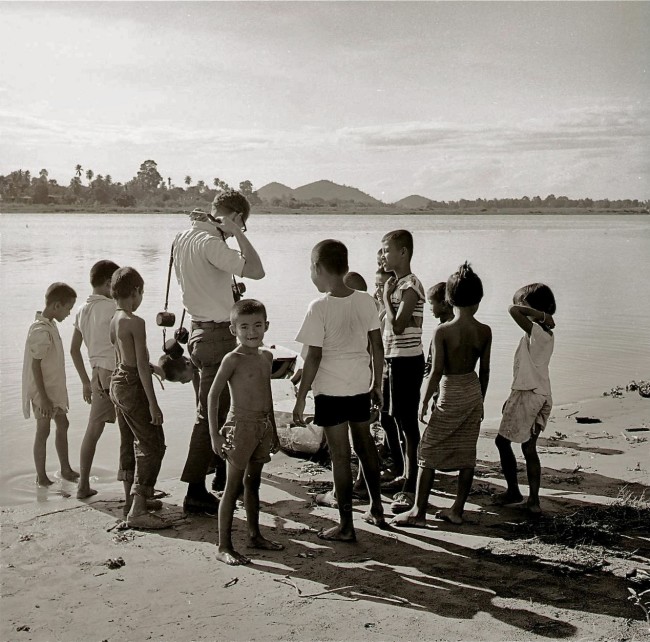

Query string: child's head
[381,229,413,270]
[111,267,144,309]
[427,282,453,320]
[376,248,385,268]
[374,267,391,300]
[229,298,268,348]
[446,261,483,309]
[513,283,556,315]
[90,260,120,293]
[44,282,77,321]
[310,239,348,292]
[343,271,367,292]
[158,355,195,383]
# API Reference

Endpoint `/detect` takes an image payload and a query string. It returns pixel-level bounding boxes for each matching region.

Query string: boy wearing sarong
[392,262,491,527]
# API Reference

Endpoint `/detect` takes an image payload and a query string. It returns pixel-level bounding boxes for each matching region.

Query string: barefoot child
[22,283,79,486]
[392,262,491,527]
[293,239,386,542]
[494,284,556,515]
[423,282,454,378]
[109,267,168,529]
[208,299,283,565]
[70,260,120,498]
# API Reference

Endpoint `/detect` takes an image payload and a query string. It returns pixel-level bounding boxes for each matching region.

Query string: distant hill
[394,195,432,209]
[256,182,296,201]
[293,180,383,204]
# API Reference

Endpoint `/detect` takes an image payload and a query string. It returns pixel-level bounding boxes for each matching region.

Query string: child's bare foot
[317,525,357,542]
[314,490,338,508]
[125,512,170,530]
[361,510,387,529]
[438,508,463,525]
[390,510,427,528]
[123,498,163,517]
[36,475,54,487]
[492,491,523,506]
[526,501,542,516]
[60,468,80,482]
[76,486,98,499]
[248,534,284,550]
[216,547,251,565]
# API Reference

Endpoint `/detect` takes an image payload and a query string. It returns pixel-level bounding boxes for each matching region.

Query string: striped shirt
[383,273,425,358]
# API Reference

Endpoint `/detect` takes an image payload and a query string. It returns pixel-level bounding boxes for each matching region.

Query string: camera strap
[162,244,177,351]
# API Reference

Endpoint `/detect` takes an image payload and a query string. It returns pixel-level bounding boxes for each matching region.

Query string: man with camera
[173,190,265,514]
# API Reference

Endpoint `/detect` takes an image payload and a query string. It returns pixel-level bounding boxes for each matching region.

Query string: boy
[208,299,283,565]
[392,262,491,527]
[293,239,386,542]
[70,260,120,499]
[423,282,454,378]
[381,230,426,513]
[23,282,78,486]
[343,271,368,292]
[109,267,168,530]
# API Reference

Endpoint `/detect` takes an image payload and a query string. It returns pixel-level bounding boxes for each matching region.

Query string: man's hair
[343,271,367,292]
[312,239,348,275]
[111,267,144,300]
[513,283,556,315]
[90,260,120,287]
[230,298,267,323]
[446,261,483,307]
[381,229,414,258]
[158,355,193,382]
[427,282,447,303]
[45,282,77,306]
[213,190,251,220]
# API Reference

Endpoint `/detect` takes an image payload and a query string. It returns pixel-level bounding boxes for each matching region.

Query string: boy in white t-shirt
[495,283,556,515]
[70,260,120,498]
[293,239,386,542]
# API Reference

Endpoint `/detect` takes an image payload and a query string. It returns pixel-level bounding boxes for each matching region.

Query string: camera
[232,280,246,302]
[156,311,176,327]
[174,326,189,344]
[163,337,185,360]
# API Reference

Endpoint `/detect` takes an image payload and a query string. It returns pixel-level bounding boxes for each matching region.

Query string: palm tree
[75,164,83,178]
[105,174,112,185]
[184,175,192,188]
[167,177,172,189]
[86,169,94,185]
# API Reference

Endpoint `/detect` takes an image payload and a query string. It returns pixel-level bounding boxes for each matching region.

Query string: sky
[1,1,648,203]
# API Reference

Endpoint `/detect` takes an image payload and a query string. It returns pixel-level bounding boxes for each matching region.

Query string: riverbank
[2,388,648,641]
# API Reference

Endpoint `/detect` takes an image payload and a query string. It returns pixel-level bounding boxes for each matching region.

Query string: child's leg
[116,410,136,511]
[521,432,541,513]
[391,466,435,526]
[349,421,385,527]
[77,418,105,498]
[440,468,474,525]
[380,376,404,477]
[243,461,284,550]
[494,434,523,503]
[34,416,53,486]
[53,413,79,481]
[320,422,356,541]
[217,463,249,565]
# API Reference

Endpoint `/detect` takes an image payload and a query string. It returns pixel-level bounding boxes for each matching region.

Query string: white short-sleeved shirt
[22,313,68,418]
[383,273,425,358]
[73,295,116,370]
[511,323,554,396]
[173,221,246,322]
[295,290,380,397]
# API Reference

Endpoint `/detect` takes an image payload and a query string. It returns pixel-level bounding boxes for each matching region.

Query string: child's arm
[207,355,236,456]
[368,329,384,410]
[509,304,555,336]
[131,318,163,426]
[264,352,281,453]
[293,346,322,426]
[383,282,419,335]
[478,327,492,400]
[420,327,444,421]
[31,359,54,417]
[70,328,92,404]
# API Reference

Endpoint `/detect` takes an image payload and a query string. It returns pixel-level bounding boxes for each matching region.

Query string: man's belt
[191,320,230,329]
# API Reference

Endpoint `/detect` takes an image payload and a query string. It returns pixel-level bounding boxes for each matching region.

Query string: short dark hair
[312,239,348,275]
[446,261,483,307]
[427,282,447,303]
[158,355,193,382]
[214,190,250,220]
[230,298,267,323]
[513,283,556,315]
[382,229,414,258]
[90,260,120,287]
[111,267,144,300]
[343,271,367,292]
[45,282,77,306]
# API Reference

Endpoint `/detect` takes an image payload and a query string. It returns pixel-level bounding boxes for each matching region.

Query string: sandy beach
[2,387,648,642]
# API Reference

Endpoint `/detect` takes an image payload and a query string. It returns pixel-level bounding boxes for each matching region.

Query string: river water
[1,212,648,505]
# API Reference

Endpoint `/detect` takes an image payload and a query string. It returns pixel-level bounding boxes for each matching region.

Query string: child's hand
[384,277,397,299]
[149,403,164,425]
[292,398,306,426]
[542,314,555,330]
[82,382,92,404]
[271,431,281,455]
[370,385,383,411]
[211,433,228,459]
[39,397,54,418]
[419,398,431,423]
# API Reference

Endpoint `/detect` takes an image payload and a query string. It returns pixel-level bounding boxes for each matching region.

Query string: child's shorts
[498,390,552,444]
[221,410,274,471]
[32,404,67,420]
[314,392,371,428]
[89,366,116,424]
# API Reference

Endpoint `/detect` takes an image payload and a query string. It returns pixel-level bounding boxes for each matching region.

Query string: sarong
[418,372,483,471]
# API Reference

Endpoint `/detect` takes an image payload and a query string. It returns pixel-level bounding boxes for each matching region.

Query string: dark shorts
[314,392,371,428]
